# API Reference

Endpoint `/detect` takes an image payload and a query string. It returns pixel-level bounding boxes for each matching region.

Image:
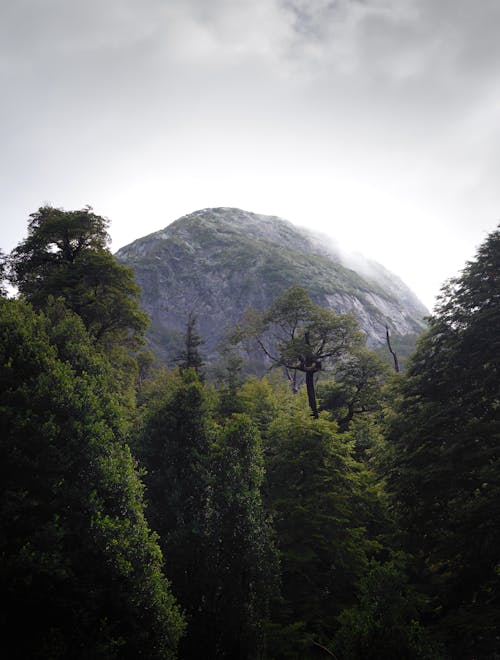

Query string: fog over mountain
[2,1,500,311]
[116,207,427,365]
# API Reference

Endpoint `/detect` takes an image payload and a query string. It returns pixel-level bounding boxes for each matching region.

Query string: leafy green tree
[0,299,184,659]
[138,371,279,659]
[136,369,214,658]
[207,415,278,658]
[175,311,205,377]
[237,375,282,438]
[335,559,440,660]
[214,347,246,417]
[387,226,500,657]
[317,348,389,432]
[9,205,148,347]
[237,286,363,418]
[265,405,374,655]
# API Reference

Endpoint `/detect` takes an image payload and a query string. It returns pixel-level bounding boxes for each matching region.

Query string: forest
[0,206,499,660]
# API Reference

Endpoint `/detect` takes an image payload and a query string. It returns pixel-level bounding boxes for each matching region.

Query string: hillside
[115,207,428,365]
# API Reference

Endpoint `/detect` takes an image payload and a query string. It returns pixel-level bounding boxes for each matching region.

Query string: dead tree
[385,324,400,373]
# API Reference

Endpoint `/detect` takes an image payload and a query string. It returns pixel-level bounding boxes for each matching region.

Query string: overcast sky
[1,0,500,309]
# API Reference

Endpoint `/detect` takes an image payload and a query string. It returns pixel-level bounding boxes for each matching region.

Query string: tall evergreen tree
[0,249,8,297]
[0,299,184,659]
[215,347,245,417]
[137,370,213,658]
[175,311,205,376]
[208,415,278,658]
[387,226,500,657]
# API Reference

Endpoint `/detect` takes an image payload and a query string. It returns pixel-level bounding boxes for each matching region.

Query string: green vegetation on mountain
[115,208,427,367]
[1,206,499,658]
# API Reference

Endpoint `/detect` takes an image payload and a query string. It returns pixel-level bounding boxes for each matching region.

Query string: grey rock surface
[115,207,428,364]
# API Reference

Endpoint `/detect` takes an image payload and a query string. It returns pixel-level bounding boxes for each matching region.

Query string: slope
[115,208,427,366]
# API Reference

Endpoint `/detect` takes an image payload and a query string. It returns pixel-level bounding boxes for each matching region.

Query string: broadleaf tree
[0,298,184,658]
[9,205,148,348]
[236,286,363,418]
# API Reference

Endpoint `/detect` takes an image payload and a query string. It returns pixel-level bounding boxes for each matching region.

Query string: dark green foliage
[214,347,246,416]
[265,407,373,654]
[387,226,500,657]
[175,311,205,377]
[317,348,389,432]
[208,415,278,658]
[0,299,184,658]
[335,559,440,660]
[137,370,214,657]
[9,206,148,347]
[137,372,278,659]
[237,286,363,417]
[10,204,497,659]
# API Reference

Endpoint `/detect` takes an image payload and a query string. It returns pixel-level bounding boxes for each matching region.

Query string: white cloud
[1,0,500,309]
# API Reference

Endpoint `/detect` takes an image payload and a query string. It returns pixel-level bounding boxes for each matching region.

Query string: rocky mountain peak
[116,207,427,366]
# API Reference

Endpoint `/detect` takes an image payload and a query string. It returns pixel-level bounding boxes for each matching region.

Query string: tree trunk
[305,370,319,419]
[385,324,400,373]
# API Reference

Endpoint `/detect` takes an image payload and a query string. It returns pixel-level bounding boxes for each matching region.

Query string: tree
[0,249,8,297]
[237,286,363,418]
[317,348,389,432]
[387,225,500,657]
[136,369,214,658]
[9,205,148,348]
[0,299,184,658]
[334,559,439,660]
[214,346,246,417]
[385,325,400,373]
[175,311,205,376]
[208,415,278,658]
[265,405,375,655]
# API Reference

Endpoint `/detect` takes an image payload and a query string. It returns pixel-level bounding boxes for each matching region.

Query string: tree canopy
[175,311,205,377]
[9,206,148,347]
[387,225,500,656]
[0,298,184,658]
[3,203,499,659]
[237,286,363,417]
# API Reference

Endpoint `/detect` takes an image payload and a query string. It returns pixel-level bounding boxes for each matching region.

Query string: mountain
[115,207,428,366]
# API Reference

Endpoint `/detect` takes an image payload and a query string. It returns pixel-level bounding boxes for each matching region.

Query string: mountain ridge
[116,207,428,364]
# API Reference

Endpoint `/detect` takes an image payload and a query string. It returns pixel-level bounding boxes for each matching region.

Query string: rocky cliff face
[115,207,428,364]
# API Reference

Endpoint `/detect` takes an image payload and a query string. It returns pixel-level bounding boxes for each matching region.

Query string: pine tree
[208,415,278,658]
[175,311,205,377]
[387,226,500,657]
[0,249,8,297]
[136,369,213,658]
